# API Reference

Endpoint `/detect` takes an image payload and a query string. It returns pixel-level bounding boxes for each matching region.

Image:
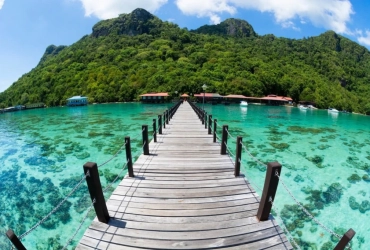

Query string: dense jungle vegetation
[1,8,370,113]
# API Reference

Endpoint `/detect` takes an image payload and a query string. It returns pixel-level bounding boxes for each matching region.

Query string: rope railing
[98,141,127,168]
[224,141,235,158]
[62,199,95,250]
[275,170,342,241]
[238,158,263,192]
[103,160,129,193]
[269,198,301,250]
[19,172,89,239]
[225,128,236,140]
[240,141,267,167]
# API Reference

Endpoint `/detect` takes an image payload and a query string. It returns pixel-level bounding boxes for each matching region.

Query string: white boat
[298,105,307,110]
[240,101,248,106]
[328,108,339,113]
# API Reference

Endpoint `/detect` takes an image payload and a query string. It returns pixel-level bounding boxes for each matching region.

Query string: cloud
[357,30,370,46]
[282,21,300,31]
[78,0,168,19]
[175,0,354,33]
[0,0,4,9]
[176,0,237,24]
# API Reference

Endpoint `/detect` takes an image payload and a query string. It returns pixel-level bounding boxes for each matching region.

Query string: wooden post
[213,119,217,143]
[208,115,212,134]
[83,162,110,223]
[220,125,228,155]
[158,115,162,134]
[153,119,157,143]
[166,110,169,124]
[235,136,242,177]
[125,137,134,177]
[334,229,356,250]
[204,112,207,129]
[202,111,205,124]
[163,112,166,128]
[257,162,282,221]
[6,229,26,250]
[142,125,149,155]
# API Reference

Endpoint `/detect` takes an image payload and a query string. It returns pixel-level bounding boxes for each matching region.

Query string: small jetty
[77,102,292,249]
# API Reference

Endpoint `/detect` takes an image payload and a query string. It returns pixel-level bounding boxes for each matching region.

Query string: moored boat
[240,101,248,106]
[328,108,339,113]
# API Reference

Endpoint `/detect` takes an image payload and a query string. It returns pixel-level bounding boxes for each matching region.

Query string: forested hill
[1,8,370,113]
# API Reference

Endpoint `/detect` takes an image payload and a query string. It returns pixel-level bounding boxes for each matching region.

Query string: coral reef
[347,174,361,183]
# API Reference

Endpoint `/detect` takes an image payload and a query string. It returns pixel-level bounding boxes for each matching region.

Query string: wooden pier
[77,102,292,249]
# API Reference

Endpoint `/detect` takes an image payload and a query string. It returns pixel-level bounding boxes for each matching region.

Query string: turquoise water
[205,104,370,249]
[0,103,369,249]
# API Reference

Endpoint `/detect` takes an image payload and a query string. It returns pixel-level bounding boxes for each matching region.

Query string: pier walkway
[77,102,292,249]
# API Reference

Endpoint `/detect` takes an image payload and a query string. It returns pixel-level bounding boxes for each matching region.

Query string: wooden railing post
[166,110,169,124]
[6,229,26,250]
[235,136,242,177]
[204,112,207,129]
[213,119,217,143]
[257,162,282,221]
[334,229,356,250]
[158,115,162,134]
[220,125,228,155]
[208,115,212,134]
[163,111,166,128]
[202,111,205,124]
[125,137,134,178]
[153,119,157,143]
[83,162,110,223]
[142,125,149,155]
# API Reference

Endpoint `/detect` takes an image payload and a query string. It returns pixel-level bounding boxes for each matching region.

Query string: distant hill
[1,8,369,113]
[192,18,257,38]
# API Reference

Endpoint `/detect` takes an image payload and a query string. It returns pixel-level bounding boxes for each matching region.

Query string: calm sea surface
[0,103,369,249]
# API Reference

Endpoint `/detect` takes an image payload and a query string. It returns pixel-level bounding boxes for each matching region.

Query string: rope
[269,198,301,250]
[98,141,127,168]
[62,199,96,250]
[19,173,88,239]
[225,128,236,140]
[224,141,235,158]
[238,158,263,192]
[275,171,342,240]
[240,141,266,167]
[103,160,129,193]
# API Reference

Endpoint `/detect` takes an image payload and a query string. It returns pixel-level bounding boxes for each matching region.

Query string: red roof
[139,92,169,97]
[260,95,292,101]
[194,93,223,98]
[224,94,247,99]
[181,93,189,97]
[244,95,292,101]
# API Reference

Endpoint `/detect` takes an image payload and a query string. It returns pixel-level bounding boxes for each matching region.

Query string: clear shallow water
[0,103,172,249]
[204,104,370,249]
[0,103,369,249]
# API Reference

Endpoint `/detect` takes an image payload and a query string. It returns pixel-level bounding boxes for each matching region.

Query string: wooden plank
[107,197,259,210]
[113,184,249,194]
[109,193,259,204]
[89,216,261,232]
[116,203,260,217]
